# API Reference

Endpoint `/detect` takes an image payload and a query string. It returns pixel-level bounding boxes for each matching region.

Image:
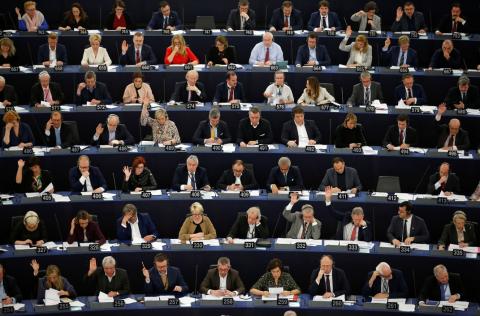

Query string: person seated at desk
[249,32,284,66]
[0,76,18,106]
[37,265,76,303]
[226,0,256,31]
[140,106,180,145]
[346,71,384,106]
[250,258,301,297]
[471,181,480,201]
[15,1,48,32]
[200,257,245,296]
[10,210,48,246]
[67,210,106,245]
[383,114,418,149]
[237,106,273,146]
[0,264,22,304]
[419,265,464,303]
[297,76,334,105]
[169,70,206,103]
[267,156,304,193]
[37,33,68,66]
[164,35,198,65]
[207,36,237,67]
[117,203,158,243]
[120,32,157,66]
[324,186,372,241]
[58,2,89,31]
[391,1,426,33]
[91,114,135,146]
[81,34,112,66]
[30,71,64,107]
[386,201,430,246]
[434,103,470,150]
[295,32,331,67]
[382,35,418,68]
[76,71,113,105]
[192,107,231,145]
[172,155,210,191]
[0,38,18,67]
[123,72,155,105]
[308,255,350,298]
[334,112,367,148]
[85,256,130,297]
[44,111,78,148]
[283,193,321,239]
[339,26,372,68]
[213,71,245,104]
[435,3,468,35]
[2,111,34,149]
[178,202,217,242]
[69,155,107,193]
[122,156,157,193]
[394,74,426,105]
[217,159,258,191]
[438,211,477,250]
[104,0,136,30]
[281,105,321,147]
[443,75,480,110]
[319,157,362,194]
[264,71,294,105]
[269,0,303,32]
[143,253,188,295]
[226,207,267,241]
[307,0,342,32]
[15,157,54,193]
[429,40,463,69]
[362,262,408,299]
[146,1,182,30]
[427,162,460,196]
[350,1,381,32]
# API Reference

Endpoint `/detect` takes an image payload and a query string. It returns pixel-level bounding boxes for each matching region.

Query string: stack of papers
[98,292,114,303]
[170,239,220,246]
[338,240,374,249]
[230,238,258,244]
[467,109,480,116]
[390,66,416,72]
[438,192,468,202]
[221,190,260,196]
[0,303,25,311]
[438,301,469,311]
[448,244,479,253]
[130,189,162,195]
[362,146,378,155]
[178,296,195,307]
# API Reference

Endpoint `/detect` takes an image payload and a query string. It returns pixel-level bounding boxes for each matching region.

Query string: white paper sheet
[98,291,114,303]
[44,288,60,305]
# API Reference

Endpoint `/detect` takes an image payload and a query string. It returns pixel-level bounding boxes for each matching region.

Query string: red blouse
[164,47,199,64]
[113,14,126,29]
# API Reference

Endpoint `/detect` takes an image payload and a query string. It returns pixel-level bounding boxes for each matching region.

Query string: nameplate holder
[365,105,376,113]
[275,104,285,110]
[326,30,336,36]
[386,302,399,310]
[313,65,323,72]
[79,29,88,35]
[409,31,418,39]
[92,193,103,200]
[41,194,53,202]
[227,64,236,71]
[244,30,253,35]
[54,65,64,72]
[441,305,454,313]
[96,104,107,110]
[141,65,152,71]
[22,147,34,155]
[230,102,241,110]
[113,300,125,308]
[258,144,269,152]
[368,30,377,37]
[9,66,20,73]
[183,64,193,71]
[168,298,179,305]
[57,302,70,311]
[120,29,130,35]
[70,146,81,153]
[97,64,108,72]
[222,297,234,305]
[117,145,129,152]
[88,243,100,251]
[447,150,458,158]
[270,64,280,72]
[386,194,399,202]
[185,102,196,110]
[319,104,330,111]
[347,243,359,252]
[352,147,363,154]
[203,29,212,35]
[51,105,61,112]
[452,249,464,257]
[285,29,294,36]
[1,306,14,313]
[332,299,344,308]
[399,66,409,73]
[456,108,467,115]
[37,29,47,36]
[164,145,176,151]
[399,148,410,155]
[399,245,411,254]
[277,298,288,306]
[451,32,461,40]
[337,192,348,200]
[141,191,152,199]
[140,242,152,250]
[410,106,421,113]
[239,191,250,198]
[36,246,48,254]
[211,144,223,152]
[192,241,204,249]
[442,68,453,75]
[244,241,255,249]
[305,145,316,153]
[437,197,448,204]
[295,242,307,249]
[190,190,201,198]
[4,106,15,112]
[355,66,367,72]
[162,29,171,35]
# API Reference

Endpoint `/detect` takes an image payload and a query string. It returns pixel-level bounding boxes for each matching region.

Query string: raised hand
[17,159,25,168]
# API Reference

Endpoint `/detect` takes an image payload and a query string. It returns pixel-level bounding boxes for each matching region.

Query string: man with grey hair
[85,256,130,297]
[267,156,304,193]
[0,76,18,106]
[249,31,284,66]
[76,70,112,106]
[30,70,64,107]
[192,107,232,145]
[200,256,245,296]
[362,262,408,299]
[283,192,321,239]
[91,114,135,146]
[347,71,384,106]
[435,103,470,150]
[169,69,207,104]
[429,39,463,69]
[226,206,269,241]
[444,75,480,110]
[116,203,158,242]
[419,264,464,303]
[68,155,107,193]
[172,155,210,191]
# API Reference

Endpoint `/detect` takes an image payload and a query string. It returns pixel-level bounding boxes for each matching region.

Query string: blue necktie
[55,128,61,146]
[440,285,446,301]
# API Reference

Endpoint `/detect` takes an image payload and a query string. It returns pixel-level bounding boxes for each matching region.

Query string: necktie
[190,173,197,190]
[381,279,389,294]
[55,128,61,147]
[402,220,408,241]
[398,51,405,66]
[350,225,357,241]
[407,88,412,99]
[321,16,327,29]
[325,275,331,293]
[161,274,168,290]
[83,229,88,242]
[188,90,192,102]
[441,284,446,301]
[364,87,370,105]
[82,181,87,192]
[284,16,289,28]
[452,21,457,33]
[44,88,53,103]
[461,92,466,101]
[264,47,270,63]
[301,222,308,239]
[448,135,455,147]
[33,176,42,192]
[399,129,404,145]
[283,173,288,184]
[241,16,245,30]
[228,87,234,101]
[441,181,446,192]
[210,127,215,139]
[135,49,140,64]
[163,16,168,29]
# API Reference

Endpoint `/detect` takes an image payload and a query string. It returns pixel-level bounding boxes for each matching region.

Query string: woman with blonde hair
[36,265,77,303]
[0,38,18,67]
[15,1,48,32]
[297,76,335,105]
[81,34,112,66]
[334,112,367,148]
[140,106,181,145]
[178,202,217,242]
[164,34,199,65]
[339,26,372,67]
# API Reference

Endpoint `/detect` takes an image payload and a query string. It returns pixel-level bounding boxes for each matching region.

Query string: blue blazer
[326,204,373,241]
[147,11,182,30]
[1,122,34,148]
[307,12,342,31]
[145,266,189,295]
[171,164,210,191]
[213,82,246,103]
[266,165,304,191]
[382,46,418,67]
[269,8,303,30]
[68,165,107,193]
[37,43,68,64]
[119,44,157,65]
[386,215,430,243]
[116,212,158,242]
[76,82,112,105]
[362,269,408,298]
[394,83,427,105]
[295,44,331,66]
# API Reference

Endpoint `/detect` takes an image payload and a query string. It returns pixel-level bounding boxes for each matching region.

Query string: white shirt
[247,223,255,238]
[106,271,116,283]
[79,175,93,192]
[343,222,358,241]
[403,216,412,239]
[295,122,309,147]
[127,217,142,242]
[264,83,294,104]
[320,14,329,28]
[354,52,366,65]
[181,172,196,191]
[49,47,57,63]
[235,176,242,185]
[219,275,227,290]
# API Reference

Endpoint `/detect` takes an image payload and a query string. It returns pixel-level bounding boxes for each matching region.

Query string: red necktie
[399,129,404,145]
[350,226,357,241]
[228,88,234,101]
[441,182,446,192]
[265,47,270,63]
[284,16,289,28]
[135,49,140,64]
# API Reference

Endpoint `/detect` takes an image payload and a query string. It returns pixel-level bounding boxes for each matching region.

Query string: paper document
[98,291,114,303]
[44,288,60,305]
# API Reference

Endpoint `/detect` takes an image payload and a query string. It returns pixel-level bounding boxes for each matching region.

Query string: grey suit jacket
[318,167,362,191]
[347,81,383,106]
[350,14,381,31]
[282,207,321,239]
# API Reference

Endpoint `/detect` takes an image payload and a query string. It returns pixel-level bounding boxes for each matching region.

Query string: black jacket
[444,85,480,109]
[308,267,350,297]
[192,120,231,145]
[226,8,256,30]
[170,81,207,103]
[266,165,304,191]
[419,273,465,302]
[382,125,418,147]
[91,124,135,146]
[0,275,23,302]
[45,122,78,148]
[438,222,477,247]
[236,118,273,144]
[227,214,269,239]
[0,84,18,106]
[362,269,408,298]
[326,203,373,241]
[335,124,367,148]
[119,44,157,65]
[387,215,430,243]
[84,267,130,296]
[436,121,470,150]
[280,119,321,145]
[30,82,64,106]
[122,167,157,192]
[16,169,53,193]
[216,168,258,190]
[171,164,209,191]
[427,172,460,195]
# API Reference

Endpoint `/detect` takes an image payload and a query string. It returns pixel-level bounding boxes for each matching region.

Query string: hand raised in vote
[345,25,352,37]
[395,7,404,21]
[121,40,129,54]
[384,38,391,49]
[437,103,447,115]
[290,192,299,204]
[17,159,25,168]
[142,262,150,279]
[324,186,333,201]
[30,259,40,276]
[88,258,97,275]
[95,123,104,137]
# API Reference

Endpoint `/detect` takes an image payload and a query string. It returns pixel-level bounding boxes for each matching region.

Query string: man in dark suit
[308,255,350,297]
[237,106,273,146]
[347,71,384,106]
[37,33,68,66]
[269,1,303,31]
[170,70,207,103]
[429,40,463,69]
[192,107,231,145]
[362,262,408,299]
[85,256,130,296]
[217,160,258,191]
[295,32,331,66]
[319,157,362,193]
[146,1,182,30]
[213,71,246,104]
[283,192,321,239]
[383,114,418,149]
[200,257,245,296]
[44,111,78,148]
[444,76,480,109]
[438,211,477,249]
[419,265,464,303]
[119,32,157,66]
[226,207,268,240]
[267,156,304,193]
[435,104,470,150]
[143,253,188,295]
[116,204,158,242]
[69,155,107,193]
[382,35,418,67]
[427,162,460,195]
[76,71,112,106]
[391,2,427,32]
[30,71,64,107]
[435,3,469,35]
[0,264,22,303]
[394,74,426,105]
[308,0,342,31]
[281,105,321,147]
[91,114,135,146]
[226,0,256,31]
[172,155,210,191]
[0,76,18,106]
[387,201,430,245]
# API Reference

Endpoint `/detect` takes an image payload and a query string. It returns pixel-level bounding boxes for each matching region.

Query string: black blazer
[436,14,469,33]
[382,125,418,147]
[213,81,246,103]
[266,165,304,191]
[30,82,64,106]
[419,273,465,302]
[77,82,112,105]
[217,168,258,190]
[382,46,418,67]
[436,122,470,150]
[427,172,460,195]
[444,85,480,109]
[68,165,108,193]
[318,167,363,192]
[200,268,245,294]
[192,120,231,145]
[91,123,135,146]
[1,275,22,302]
[37,43,68,64]
[171,164,210,191]
[394,83,427,105]
[226,8,256,30]
[147,11,182,30]
[308,267,350,297]
[17,169,53,193]
[0,84,18,106]
[326,204,373,241]
[334,124,367,148]
[0,54,18,66]
[280,119,321,145]
[307,12,342,31]
[386,215,430,243]
[429,48,463,69]
[170,81,207,103]
[236,117,273,144]
[438,222,477,247]
[85,267,130,296]
[145,266,189,295]
[45,122,78,148]
[207,46,237,65]
[269,8,303,30]
[104,12,136,30]
[10,220,48,244]
[295,44,331,66]
[362,269,408,298]
[391,11,427,32]
[119,44,157,65]
[227,214,269,239]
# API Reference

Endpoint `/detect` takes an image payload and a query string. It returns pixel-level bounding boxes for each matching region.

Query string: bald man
[362,262,408,299]
[435,104,470,150]
[308,255,350,298]
[170,70,207,103]
[248,32,284,66]
[427,162,460,195]
[429,40,463,69]
[68,155,107,193]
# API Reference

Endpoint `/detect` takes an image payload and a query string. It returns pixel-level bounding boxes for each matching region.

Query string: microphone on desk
[30,113,49,150]
[115,41,120,66]
[328,118,332,144]
[112,172,119,196]
[163,79,167,103]
[340,86,345,104]
[271,206,284,239]
[343,17,348,30]
[413,164,431,195]
[190,264,201,299]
